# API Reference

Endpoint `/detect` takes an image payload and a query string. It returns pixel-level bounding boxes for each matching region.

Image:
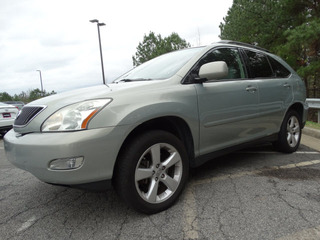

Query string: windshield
[114,47,204,82]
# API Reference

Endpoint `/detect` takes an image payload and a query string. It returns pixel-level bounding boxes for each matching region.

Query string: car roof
[215,40,270,53]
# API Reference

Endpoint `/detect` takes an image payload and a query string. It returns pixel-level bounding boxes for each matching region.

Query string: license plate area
[3,113,11,118]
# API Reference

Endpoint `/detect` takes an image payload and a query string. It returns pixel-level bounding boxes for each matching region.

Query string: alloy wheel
[286,116,300,148]
[134,143,183,204]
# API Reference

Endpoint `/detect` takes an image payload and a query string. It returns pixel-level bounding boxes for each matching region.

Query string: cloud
[0,0,233,95]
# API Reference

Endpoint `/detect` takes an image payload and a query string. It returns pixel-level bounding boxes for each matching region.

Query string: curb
[302,127,320,139]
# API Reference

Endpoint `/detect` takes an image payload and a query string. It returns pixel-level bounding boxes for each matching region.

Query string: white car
[0,102,19,136]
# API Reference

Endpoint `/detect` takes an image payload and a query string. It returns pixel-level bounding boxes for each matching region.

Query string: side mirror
[199,61,228,81]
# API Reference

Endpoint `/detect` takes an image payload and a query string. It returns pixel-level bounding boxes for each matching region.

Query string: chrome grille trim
[14,105,46,127]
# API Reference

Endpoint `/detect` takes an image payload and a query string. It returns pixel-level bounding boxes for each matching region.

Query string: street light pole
[90,19,106,85]
[36,70,44,96]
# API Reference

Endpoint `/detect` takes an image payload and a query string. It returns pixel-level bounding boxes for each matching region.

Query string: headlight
[41,99,112,132]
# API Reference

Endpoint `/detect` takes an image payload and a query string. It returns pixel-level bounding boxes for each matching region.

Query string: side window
[268,56,291,78]
[244,50,273,78]
[187,48,246,81]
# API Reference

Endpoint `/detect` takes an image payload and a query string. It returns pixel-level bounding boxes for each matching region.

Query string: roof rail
[217,40,270,53]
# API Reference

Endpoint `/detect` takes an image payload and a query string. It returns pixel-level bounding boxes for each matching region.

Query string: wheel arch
[113,116,195,178]
[287,102,305,126]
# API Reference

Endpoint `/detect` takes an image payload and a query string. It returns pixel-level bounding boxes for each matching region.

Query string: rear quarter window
[268,56,291,78]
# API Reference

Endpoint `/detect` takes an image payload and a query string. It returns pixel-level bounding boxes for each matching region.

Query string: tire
[113,130,189,214]
[274,110,302,153]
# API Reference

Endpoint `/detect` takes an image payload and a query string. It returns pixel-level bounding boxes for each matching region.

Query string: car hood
[13,80,169,134]
[29,80,165,106]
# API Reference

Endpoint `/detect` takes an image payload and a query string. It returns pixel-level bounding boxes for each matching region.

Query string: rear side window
[268,56,291,78]
[244,50,273,78]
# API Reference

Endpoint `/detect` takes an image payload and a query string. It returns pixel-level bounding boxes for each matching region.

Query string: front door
[189,47,263,155]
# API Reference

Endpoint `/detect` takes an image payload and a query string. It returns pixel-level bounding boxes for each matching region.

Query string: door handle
[283,83,291,88]
[246,86,257,93]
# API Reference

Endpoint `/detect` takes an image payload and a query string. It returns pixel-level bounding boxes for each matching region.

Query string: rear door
[243,50,293,135]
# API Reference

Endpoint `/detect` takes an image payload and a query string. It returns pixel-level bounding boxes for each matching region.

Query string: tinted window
[268,56,291,78]
[188,48,246,81]
[245,50,273,78]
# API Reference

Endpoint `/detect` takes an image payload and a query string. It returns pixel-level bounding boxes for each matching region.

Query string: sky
[0,0,233,96]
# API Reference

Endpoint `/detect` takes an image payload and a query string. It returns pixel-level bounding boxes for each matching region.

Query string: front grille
[14,106,45,126]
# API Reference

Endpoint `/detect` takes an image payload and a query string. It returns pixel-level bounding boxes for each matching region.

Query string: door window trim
[181,47,250,84]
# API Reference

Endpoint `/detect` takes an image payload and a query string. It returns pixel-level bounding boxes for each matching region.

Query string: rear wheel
[274,110,301,153]
[113,130,189,214]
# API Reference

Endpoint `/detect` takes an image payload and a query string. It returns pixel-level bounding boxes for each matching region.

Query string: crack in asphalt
[2,189,88,240]
[259,167,320,180]
[182,186,199,240]
[182,159,320,239]
[114,207,130,240]
[0,187,70,225]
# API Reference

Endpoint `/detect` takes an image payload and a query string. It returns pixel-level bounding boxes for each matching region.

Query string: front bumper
[4,127,126,185]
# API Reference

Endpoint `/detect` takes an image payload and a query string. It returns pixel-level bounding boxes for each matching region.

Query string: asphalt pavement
[1,131,320,240]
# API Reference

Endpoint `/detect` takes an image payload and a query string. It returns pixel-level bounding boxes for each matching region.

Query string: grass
[306,121,320,130]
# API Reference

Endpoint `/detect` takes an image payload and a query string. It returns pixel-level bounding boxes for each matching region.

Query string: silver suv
[4,41,308,214]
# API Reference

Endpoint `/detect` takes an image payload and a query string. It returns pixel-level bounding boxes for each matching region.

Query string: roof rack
[217,40,270,53]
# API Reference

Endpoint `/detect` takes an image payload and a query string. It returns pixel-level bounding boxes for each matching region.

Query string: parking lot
[1,134,320,240]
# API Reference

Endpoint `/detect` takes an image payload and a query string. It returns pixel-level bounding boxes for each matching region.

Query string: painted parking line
[238,151,319,154]
[183,159,320,239]
[296,151,320,154]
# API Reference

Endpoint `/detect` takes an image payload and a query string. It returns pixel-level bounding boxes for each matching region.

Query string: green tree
[219,0,320,96]
[0,92,13,101]
[28,88,43,101]
[219,0,303,50]
[279,17,320,91]
[0,89,56,103]
[17,91,28,103]
[132,32,191,66]
[28,89,57,101]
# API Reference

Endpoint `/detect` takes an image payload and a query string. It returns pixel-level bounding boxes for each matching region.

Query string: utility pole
[90,19,106,85]
[36,70,44,96]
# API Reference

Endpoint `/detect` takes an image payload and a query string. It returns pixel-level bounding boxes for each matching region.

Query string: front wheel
[113,130,189,214]
[274,110,302,153]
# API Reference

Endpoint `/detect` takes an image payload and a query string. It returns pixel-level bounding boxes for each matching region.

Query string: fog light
[49,157,84,170]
